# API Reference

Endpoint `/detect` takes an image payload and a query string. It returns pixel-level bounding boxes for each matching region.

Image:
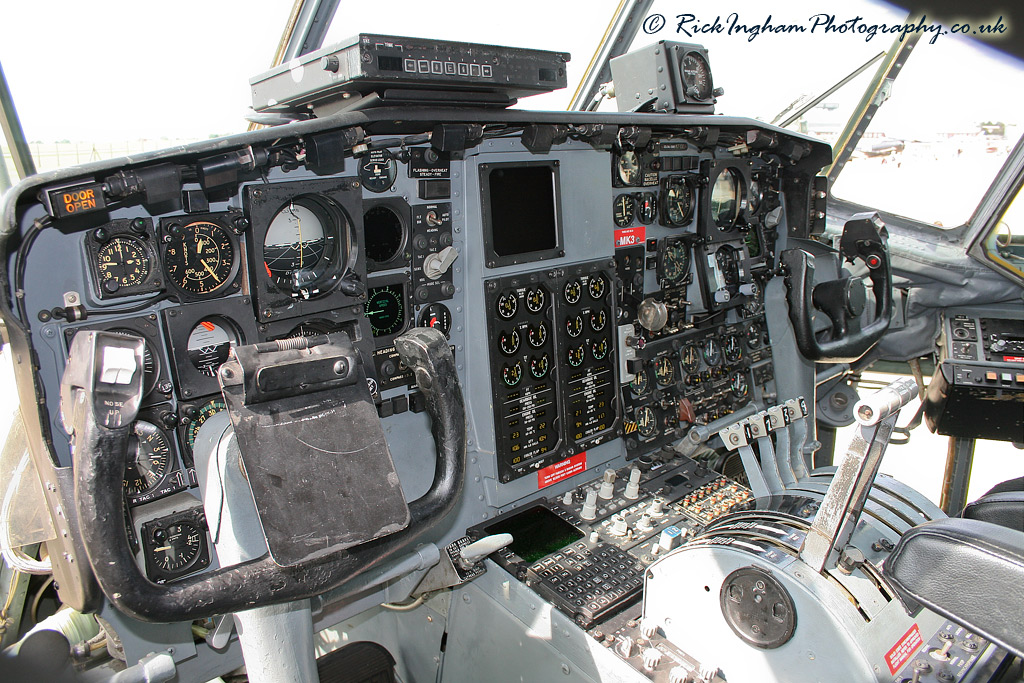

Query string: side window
[830,36,1024,228]
[976,182,1024,282]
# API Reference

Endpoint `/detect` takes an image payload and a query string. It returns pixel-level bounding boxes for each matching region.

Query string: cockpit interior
[0,2,1023,682]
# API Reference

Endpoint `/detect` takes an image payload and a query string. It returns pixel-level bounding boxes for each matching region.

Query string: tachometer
[528,322,548,348]
[566,315,583,338]
[497,292,518,319]
[564,280,582,304]
[164,220,235,295]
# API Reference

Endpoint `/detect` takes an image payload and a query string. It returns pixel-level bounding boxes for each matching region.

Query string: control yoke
[63,327,465,622]
[782,212,892,363]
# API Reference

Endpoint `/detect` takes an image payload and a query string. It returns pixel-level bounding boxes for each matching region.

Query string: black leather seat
[883,517,1024,658]
[963,491,1024,532]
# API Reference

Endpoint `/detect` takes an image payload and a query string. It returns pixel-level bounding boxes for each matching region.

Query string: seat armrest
[963,491,1024,532]
[883,518,1024,658]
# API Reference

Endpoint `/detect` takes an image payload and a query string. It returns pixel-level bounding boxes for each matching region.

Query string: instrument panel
[3,109,827,587]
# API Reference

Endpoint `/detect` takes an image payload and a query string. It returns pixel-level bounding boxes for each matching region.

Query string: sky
[1,0,1022,143]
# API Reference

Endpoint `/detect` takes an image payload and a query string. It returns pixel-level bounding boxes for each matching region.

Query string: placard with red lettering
[538,452,587,488]
[885,624,923,675]
[614,226,645,248]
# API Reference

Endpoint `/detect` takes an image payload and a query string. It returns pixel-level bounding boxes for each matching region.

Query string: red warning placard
[614,226,646,248]
[538,452,587,489]
[885,624,923,675]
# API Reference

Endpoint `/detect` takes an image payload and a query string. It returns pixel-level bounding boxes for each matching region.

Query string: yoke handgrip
[68,327,465,622]
[782,212,892,363]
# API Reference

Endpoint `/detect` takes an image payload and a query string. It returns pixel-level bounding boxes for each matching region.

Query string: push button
[985,371,998,382]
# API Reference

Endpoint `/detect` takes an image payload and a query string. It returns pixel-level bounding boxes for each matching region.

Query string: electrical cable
[0,451,52,575]
[380,594,426,612]
[29,574,54,626]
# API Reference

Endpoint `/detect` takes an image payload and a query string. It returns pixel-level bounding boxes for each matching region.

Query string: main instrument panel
[3,109,828,589]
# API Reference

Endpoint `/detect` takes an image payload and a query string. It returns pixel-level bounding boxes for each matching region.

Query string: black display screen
[483,163,561,265]
[484,505,583,564]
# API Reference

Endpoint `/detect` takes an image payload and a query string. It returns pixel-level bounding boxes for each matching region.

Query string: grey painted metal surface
[195,414,319,683]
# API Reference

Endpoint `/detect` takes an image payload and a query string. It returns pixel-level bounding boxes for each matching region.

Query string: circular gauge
[107,329,159,396]
[631,369,650,397]
[496,292,518,319]
[525,287,546,314]
[97,237,150,290]
[654,356,676,386]
[359,148,398,193]
[746,322,764,349]
[418,303,452,337]
[702,338,722,367]
[613,194,635,227]
[281,320,337,339]
[528,323,548,348]
[682,344,701,373]
[617,151,640,186]
[710,168,743,229]
[185,398,226,452]
[664,179,694,226]
[566,315,583,339]
[637,192,658,224]
[744,228,763,260]
[730,371,750,399]
[364,204,405,265]
[567,345,584,367]
[264,196,345,297]
[564,280,582,304]
[636,406,657,438]
[150,521,204,574]
[680,51,713,101]
[590,309,607,332]
[364,285,406,337]
[187,319,239,377]
[588,275,607,300]
[164,221,235,295]
[748,177,763,214]
[124,421,171,497]
[724,335,743,364]
[502,362,523,387]
[592,339,608,361]
[530,354,550,379]
[499,329,521,356]
[662,241,690,283]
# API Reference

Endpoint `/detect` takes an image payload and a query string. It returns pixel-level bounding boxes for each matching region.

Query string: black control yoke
[64,327,465,622]
[781,212,892,363]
